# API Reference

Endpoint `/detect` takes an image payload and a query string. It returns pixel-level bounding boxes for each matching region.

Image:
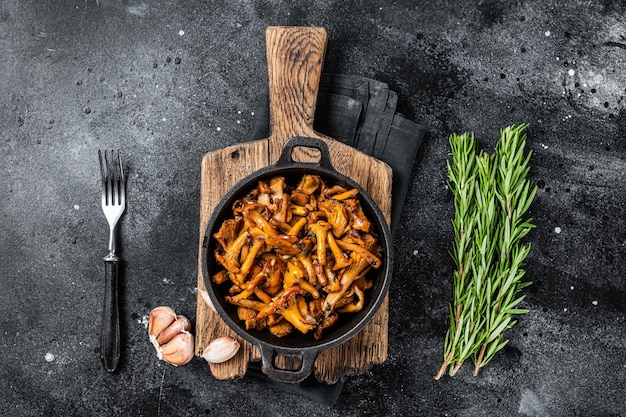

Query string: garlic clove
[197,288,217,313]
[159,331,195,366]
[156,315,191,345]
[201,336,240,364]
[148,306,177,352]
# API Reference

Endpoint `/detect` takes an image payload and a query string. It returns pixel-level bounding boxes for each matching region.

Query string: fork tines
[98,149,125,207]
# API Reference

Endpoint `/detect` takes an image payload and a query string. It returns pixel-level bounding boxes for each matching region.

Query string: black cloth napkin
[241,73,427,404]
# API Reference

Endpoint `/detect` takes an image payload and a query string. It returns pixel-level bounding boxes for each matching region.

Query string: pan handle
[277,136,333,170]
[266,26,328,162]
[259,344,318,384]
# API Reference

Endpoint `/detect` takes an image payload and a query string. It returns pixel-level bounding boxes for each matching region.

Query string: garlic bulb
[159,332,194,366]
[201,336,240,364]
[148,306,195,366]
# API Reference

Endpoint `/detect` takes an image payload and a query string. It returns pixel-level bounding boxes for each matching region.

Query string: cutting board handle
[266,26,328,161]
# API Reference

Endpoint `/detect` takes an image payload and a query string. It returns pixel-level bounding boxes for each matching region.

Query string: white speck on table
[518,389,550,417]
[45,352,55,362]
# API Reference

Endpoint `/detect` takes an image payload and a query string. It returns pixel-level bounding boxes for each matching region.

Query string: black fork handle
[101,254,120,372]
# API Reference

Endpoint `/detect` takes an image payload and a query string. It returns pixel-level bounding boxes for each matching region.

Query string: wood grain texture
[266,26,327,151]
[194,26,392,384]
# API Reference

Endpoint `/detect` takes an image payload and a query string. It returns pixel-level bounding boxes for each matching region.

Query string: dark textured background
[1,1,625,416]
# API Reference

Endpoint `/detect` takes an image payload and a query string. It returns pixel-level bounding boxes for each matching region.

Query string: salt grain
[555,227,562,234]
[73,205,80,210]
[568,69,575,76]
[45,352,55,362]
[413,249,419,256]
[592,300,598,306]
[570,286,574,290]
[179,30,185,36]
[545,30,551,37]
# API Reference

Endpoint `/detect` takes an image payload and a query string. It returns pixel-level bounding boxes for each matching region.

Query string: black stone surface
[1,1,625,416]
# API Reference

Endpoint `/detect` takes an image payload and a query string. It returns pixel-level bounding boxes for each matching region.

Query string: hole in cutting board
[290,146,322,163]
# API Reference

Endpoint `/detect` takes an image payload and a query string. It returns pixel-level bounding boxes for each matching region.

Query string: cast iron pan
[201,136,393,383]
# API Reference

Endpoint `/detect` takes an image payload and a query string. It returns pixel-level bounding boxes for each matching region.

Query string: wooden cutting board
[194,26,392,384]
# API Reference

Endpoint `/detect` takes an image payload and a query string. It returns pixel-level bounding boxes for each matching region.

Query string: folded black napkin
[242,73,427,404]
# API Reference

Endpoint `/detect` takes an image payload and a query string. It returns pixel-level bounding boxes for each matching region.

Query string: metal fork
[98,149,126,373]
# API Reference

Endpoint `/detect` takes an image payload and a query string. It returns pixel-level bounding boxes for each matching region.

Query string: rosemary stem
[435,352,454,380]
[473,344,487,376]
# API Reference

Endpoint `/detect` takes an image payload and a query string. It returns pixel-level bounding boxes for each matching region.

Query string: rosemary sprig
[435,124,536,380]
